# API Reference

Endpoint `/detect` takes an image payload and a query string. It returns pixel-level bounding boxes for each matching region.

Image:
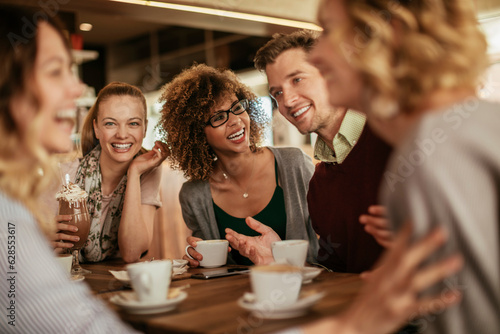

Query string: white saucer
[301,267,323,284]
[70,275,85,282]
[173,259,189,268]
[110,259,189,285]
[237,292,325,319]
[110,291,187,315]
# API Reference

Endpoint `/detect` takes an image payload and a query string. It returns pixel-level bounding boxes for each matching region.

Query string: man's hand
[303,223,463,334]
[360,205,394,248]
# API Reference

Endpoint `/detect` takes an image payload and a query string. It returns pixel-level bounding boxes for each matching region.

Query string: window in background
[259,96,274,147]
[143,91,163,150]
[479,62,500,103]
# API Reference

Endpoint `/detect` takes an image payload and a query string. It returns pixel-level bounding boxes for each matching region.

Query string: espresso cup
[271,240,309,267]
[250,264,303,307]
[127,260,172,303]
[185,239,228,268]
[55,253,73,276]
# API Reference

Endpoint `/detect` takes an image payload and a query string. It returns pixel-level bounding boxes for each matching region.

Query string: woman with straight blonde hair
[52,81,168,263]
[309,0,497,333]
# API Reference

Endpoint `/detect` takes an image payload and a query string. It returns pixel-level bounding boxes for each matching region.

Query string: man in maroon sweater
[226,30,393,273]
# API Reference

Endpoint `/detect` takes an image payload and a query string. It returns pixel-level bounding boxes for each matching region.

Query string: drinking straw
[57,162,69,186]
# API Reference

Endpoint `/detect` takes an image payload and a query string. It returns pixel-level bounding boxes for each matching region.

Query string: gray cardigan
[179,146,319,264]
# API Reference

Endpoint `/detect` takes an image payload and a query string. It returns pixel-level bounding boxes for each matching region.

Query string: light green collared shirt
[314,110,366,164]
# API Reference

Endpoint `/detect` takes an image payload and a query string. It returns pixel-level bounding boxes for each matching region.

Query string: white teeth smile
[292,105,310,118]
[228,129,244,141]
[112,143,132,149]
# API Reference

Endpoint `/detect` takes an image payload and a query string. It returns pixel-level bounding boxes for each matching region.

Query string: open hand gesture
[225,217,280,265]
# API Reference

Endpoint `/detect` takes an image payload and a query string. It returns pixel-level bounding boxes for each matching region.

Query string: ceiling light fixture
[108,0,322,31]
[79,23,93,32]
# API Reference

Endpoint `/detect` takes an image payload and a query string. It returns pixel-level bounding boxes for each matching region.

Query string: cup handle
[185,245,195,260]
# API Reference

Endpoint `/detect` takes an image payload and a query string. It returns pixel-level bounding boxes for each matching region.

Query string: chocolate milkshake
[56,182,91,250]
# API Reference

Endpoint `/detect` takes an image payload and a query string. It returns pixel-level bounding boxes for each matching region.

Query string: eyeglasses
[206,99,249,128]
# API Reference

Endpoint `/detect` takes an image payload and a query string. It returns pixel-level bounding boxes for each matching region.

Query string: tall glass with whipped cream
[56,181,91,276]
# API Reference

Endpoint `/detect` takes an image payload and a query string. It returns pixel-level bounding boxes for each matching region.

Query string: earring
[213,155,218,161]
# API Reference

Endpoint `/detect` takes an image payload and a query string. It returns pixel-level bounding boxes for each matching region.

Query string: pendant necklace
[220,154,256,199]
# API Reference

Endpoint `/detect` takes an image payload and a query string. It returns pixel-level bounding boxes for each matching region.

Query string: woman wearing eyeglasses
[158,64,318,266]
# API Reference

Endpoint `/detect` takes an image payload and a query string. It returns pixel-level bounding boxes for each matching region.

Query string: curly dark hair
[158,64,267,181]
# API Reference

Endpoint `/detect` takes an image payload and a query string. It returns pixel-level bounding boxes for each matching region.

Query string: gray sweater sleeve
[269,146,318,263]
[179,180,219,240]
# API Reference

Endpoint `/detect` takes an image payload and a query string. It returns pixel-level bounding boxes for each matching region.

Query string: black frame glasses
[206,99,249,128]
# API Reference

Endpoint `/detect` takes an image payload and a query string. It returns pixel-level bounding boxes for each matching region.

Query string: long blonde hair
[0,6,70,235]
[324,0,489,117]
[80,82,147,157]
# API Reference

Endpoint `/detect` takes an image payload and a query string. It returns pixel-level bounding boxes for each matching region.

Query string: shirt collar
[313,110,366,163]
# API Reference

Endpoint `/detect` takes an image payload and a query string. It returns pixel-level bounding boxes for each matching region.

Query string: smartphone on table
[191,267,250,279]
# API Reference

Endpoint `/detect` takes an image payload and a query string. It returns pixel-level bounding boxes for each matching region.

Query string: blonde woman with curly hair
[159,64,319,266]
[0,6,138,332]
[51,81,169,263]
[309,0,498,333]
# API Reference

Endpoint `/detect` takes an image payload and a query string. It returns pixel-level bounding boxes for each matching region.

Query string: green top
[314,109,366,163]
[214,160,286,265]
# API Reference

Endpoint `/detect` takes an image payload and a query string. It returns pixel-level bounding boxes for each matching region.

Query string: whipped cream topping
[56,182,88,207]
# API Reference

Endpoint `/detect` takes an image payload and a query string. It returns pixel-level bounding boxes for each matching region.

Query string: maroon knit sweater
[307,125,392,273]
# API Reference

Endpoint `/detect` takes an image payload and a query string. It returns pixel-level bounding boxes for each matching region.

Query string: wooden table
[82,260,362,334]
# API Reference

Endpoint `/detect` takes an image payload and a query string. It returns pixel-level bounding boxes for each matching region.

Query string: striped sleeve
[0,192,140,334]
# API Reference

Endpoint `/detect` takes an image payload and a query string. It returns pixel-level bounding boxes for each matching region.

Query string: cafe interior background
[2,0,500,260]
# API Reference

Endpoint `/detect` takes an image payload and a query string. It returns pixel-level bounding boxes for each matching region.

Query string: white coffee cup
[250,264,303,308]
[185,240,228,268]
[55,254,73,276]
[127,260,172,303]
[271,240,309,267]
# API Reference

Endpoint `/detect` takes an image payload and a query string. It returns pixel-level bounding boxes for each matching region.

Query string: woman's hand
[225,217,280,265]
[50,215,79,253]
[183,236,204,268]
[129,141,169,176]
[119,141,168,263]
[359,205,394,248]
[303,223,463,334]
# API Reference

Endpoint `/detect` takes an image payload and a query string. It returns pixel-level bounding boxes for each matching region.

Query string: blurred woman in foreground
[309,0,498,333]
[0,6,137,333]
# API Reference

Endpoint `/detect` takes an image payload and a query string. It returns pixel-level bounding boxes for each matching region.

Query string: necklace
[220,154,256,199]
